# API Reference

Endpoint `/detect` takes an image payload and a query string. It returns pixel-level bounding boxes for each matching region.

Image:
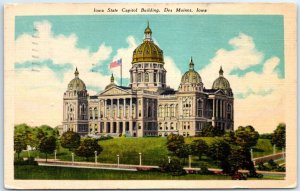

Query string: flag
[109,58,122,69]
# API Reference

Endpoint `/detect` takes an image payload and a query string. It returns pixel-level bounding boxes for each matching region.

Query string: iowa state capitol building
[62,23,234,137]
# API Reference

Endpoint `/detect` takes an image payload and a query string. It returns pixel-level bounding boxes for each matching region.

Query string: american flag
[109,58,122,69]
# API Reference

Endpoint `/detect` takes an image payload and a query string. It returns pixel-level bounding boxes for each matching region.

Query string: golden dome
[212,67,231,90]
[181,58,202,84]
[132,22,164,64]
[67,68,86,91]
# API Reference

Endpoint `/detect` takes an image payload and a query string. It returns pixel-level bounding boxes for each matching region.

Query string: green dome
[67,68,86,91]
[212,67,231,90]
[181,58,202,84]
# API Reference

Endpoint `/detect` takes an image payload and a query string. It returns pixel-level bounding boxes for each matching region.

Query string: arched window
[153,72,157,82]
[145,73,149,82]
[197,99,203,117]
[137,73,142,82]
[94,107,98,119]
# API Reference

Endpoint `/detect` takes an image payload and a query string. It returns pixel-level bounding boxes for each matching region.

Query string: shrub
[14,157,38,166]
[198,164,214,175]
[159,158,186,176]
[231,172,247,180]
[276,165,286,172]
[268,159,279,170]
[257,162,269,171]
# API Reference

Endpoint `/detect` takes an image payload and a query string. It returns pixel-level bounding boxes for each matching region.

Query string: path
[35,158,285,176]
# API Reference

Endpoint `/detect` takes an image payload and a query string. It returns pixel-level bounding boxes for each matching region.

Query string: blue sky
[15,15,284,79]
[14,15,286,132]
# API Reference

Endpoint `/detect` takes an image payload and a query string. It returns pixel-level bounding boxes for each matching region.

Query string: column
[223,101,226,119]
[123,98,126,118]
[130,98,132,118]
[103,122,107,133]
[123,121,126,134]
[104,100,107,117]
[116,122,119,133]
[220,100,223,119]
[216,99,218,119]
[129,122,133,136]
[212,99,215,118]
[117,99,120,118]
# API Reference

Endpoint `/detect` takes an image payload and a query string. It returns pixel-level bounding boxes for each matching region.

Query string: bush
[268,159,279,170]
[97,135,113,141]
[14,157,38,166]
[276,165,286,172]
[159,158,186,176]
[257,162,270,171]
[247,172,263,178]
[231,172,247,180]
[198,164,214,175]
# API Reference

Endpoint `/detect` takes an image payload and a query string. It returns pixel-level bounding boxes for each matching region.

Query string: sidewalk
[35,158,285,176]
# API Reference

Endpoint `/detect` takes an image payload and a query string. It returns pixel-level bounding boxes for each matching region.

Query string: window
[137,73,142,82]
[153,72,157,82]
[145,73,149,82]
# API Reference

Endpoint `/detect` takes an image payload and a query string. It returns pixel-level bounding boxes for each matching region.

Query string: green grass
[15,165,231,180]
[252,139,282,158]
[16,137,278,168]
[14,165,284,180]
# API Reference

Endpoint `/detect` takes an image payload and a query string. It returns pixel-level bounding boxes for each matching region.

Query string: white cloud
[199,33,284,133]
[14,20,112,127]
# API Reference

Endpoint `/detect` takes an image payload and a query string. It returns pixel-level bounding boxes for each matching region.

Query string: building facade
[62,23,234,137]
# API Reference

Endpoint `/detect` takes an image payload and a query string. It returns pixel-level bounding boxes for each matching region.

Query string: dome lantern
[219,66,224,76]
[189,57,194,71]
[144,21,152,41]
[74,67,79,77]
[110,73,115,83]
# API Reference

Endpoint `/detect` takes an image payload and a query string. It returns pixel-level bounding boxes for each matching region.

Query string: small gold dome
[68,68,86,91]
[212,67,231,90]
[181,58,202,84]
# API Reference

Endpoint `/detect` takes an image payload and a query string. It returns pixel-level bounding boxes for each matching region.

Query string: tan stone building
[62,23,234,137]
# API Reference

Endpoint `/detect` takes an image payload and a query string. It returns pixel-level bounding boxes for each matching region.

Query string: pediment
[215,89,226,95]
[100,86,131,96]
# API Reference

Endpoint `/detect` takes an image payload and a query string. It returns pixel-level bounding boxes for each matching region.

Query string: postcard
[4,3,297,189]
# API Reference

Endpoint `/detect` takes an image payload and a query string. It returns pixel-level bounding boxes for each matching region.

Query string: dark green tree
[271,123,286,149]
[159,158,186,176]
[199,123,224,137]
[235,126,259,148]
[14,134,27,160]
[60,131,81,151]
[190,139,208,160]
[39,136,57,162]
[75,138,103,161]
[207,139,231,173]
[166,134,184,154]
[175,144,192,165]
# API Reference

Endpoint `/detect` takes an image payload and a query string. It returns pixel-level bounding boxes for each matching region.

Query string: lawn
[14,165,284,180]
[15,137,278,168]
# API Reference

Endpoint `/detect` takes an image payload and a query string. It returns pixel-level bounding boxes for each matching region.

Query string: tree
[208,139,231,161]
[159,158,186,176]
[207,139,231,173]
[198,123,224,137]
[39,136,57,162]
[75,138,103,161]
[235,126,259,148]
[175,144,192,165]
[14,134,27,160]
[166,134,184,154]
[190,139,208,160]
[271,123,286,149]
[60,131,81,151]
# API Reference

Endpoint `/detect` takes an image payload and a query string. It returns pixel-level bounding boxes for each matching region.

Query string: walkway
[35,159,285,176]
